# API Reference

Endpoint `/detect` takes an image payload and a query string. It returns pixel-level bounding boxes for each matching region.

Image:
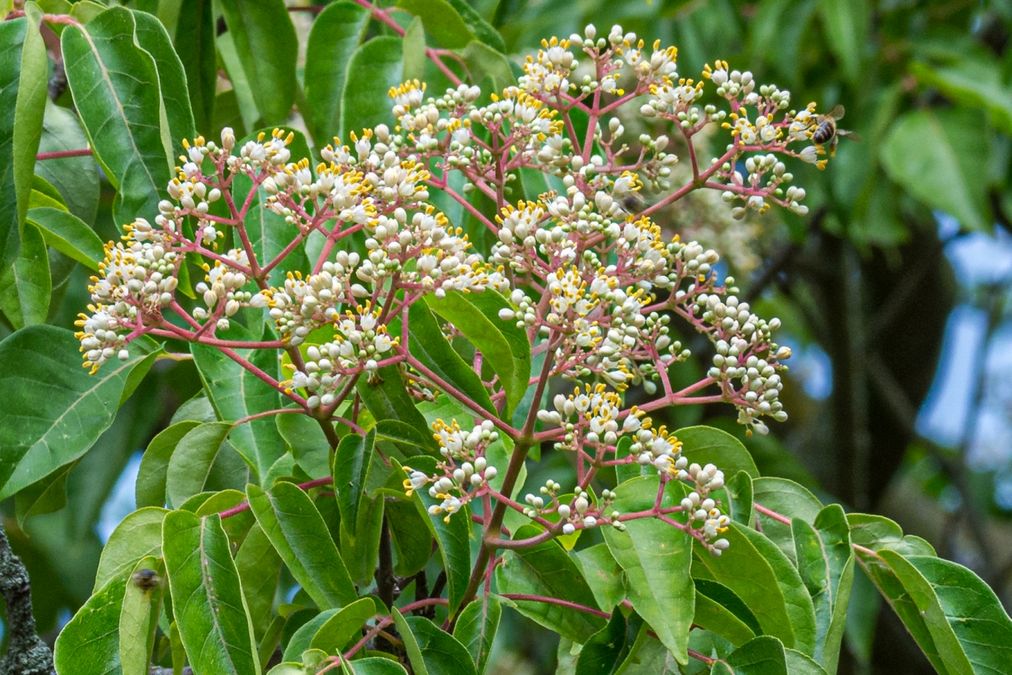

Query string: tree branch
[0,523,53,675]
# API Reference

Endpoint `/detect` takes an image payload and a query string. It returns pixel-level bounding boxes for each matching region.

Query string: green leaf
[14,461,74,525]
[0,13,46,269]
[847,513,936,556]
[53,576,125,675]
[94,506,168,591]
[387,497,434,577]
[910,57,1012,135]
[357,366,439,454]
[310,597,377,654]
[792,505,853,672]
[402,17,427,82]
[333,430,377,531]
[35,100,100,224]
[136,420,200,507]
[453,595,502,673]
[602,476,694,664]
[131,9,195,148]
[26,206,104,270]
[676,426,759,478]
[350,658,409,674]
[880,108,991,231]
[424,290,531,416]
[340,36,404,140]
[165,421,231,508]
[247,481,358,609]
[375,418,436,453]
[173,0,216,133]
[693,583,757,647]
[817,0,867,84]
[576,611,640,675]
[692,522,817,654]
[62,6,173,225]
[119,557,163,675]
[217,0,297,125]
[718,635,788,674]
[191,336,288,478]
[233,127,312,286]
[574,543,625,612]
[277,413,332,479]
[0,221,50,328]
[495,524,606,642]
[402,455,472,611]
[396,300,495,414]
[444,0,506,52]
[162,511,261,674]
[234,523,282,640]
[397,0,475,48]
[304,1,370,144]
[457,41,516,89]
[753,477,823,562]
[0,326,153,500]
[393,612,478,675]
[281,609,338,662]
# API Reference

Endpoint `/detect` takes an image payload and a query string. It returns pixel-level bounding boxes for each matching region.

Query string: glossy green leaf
[496,524,606,642]
[26,206,104,270]
[233,127,312,285]
[304,0,370,144]
[693,584,757,647]
[0,221,50,328]
[62,6,173,225]
[277,413,332,479]
[397,300,495,414]
[792,505,853,672]
[247,481,357,609]
[333,430,377,530]
[445,0,506,52]
[402,17,427,82]
[215,30,258,132]
[458,41,516,90]
[119,557,163,675]
[724,471,754,526]
[574,543,625,612]
[53,576,125,675]
[576,611,640,675]
[752,477,823,562]
[375,418,436,453]
[818,0,867,84]
[281,609,338,662]
[165,421,231,508]
[310,597,377,654]
[35,101,100,224]
[191,336,288,479]
[131,9,195,148]
[340,36,404,140]
[233,522,282,640]
[394,612,478,675]
[14,461,73,525]
[94,507,168,591]
[784,649,829,675]
[692,522,817,654]
[402,455,472,611]
[677,426,759,478]
[911,57,1012,134]
[602,476,693,664]
[453,595,502,673]
[0,14,46,269]
[714,635,787,674]
[350,657,409,674]
[387,497,434,577]
[0,326,152,500]
[847,513,936,556]
[881,108,991,231]
[333,429,388,584]
[424,290,531,415]
[162,511,260,674]
[135,420,199,507]
[397,0,474,48]
[217,0,297,125]
[357,366,439,454]
[173,0,215,133]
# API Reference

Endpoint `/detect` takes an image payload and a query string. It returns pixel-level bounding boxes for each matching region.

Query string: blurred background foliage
[2,0,1010,673]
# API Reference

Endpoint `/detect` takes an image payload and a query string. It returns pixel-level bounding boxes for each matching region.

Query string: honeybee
[811,105,855,155]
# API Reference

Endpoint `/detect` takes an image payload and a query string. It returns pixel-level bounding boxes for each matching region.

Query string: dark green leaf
[350,658,409,674]
[387,497,433,577]
[281,608,339,662]
[603,476,693,664]
[0,326,152,500]
[576,611,640,675]
[692,523,817,654]
[495,524,606,642]
[165,421,231,508]
[131,9,195,148]
[136,420,200,508]
[26,206,104,270]
[119,557,163,675]
[719,635,787,674]
[880,108,991,231]
[94,506,168,591]
[310,597,377,654]
[677,426,759,478]
[457,41,515,89]
[0,221,50,328]
[277,413,332,479]
[394,612,478,675]
[453,595,502,673]
[574,543,625,612]
[693,585,757,647]
[817,0,867,84]
[174,0,215,133]
[234,523,282,640]
[752,477,823,562]
[911,58,1012,134]
[35,101,100,224]
[340,37,403,140]
[445,0,506,52]
[217,0,297,124]
[847,513,936,556]
[357,366,439,454]
[424,290,531,416]
[304,0,370,144]
[333,430,377,530]
[62,7,173,225]
[247,481,358,609]
[14,461,74,525]
[162,511,260,674]
[397,0,475,48]
[0,14,46,269]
